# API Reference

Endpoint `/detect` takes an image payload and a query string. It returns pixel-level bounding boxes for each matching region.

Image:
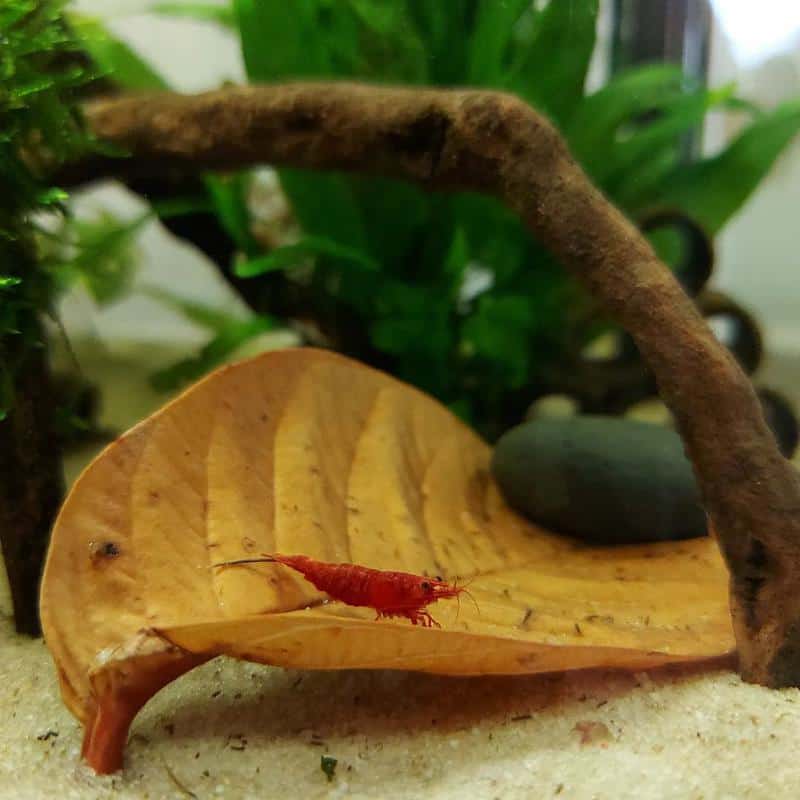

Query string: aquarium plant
[74,0,800,439]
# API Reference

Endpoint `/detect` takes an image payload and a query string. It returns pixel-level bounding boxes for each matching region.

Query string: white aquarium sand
[2,620,800,799]
[2,348,800,798]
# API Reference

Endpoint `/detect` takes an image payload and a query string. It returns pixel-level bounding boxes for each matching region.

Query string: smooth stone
[491,416,707,545]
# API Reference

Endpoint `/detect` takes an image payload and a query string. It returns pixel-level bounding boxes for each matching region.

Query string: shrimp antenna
[454,577,481,617]
[210,554,277,570]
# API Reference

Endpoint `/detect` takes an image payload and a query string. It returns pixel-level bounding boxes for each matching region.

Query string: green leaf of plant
[204,173,257,256]
[0,276,22,289]
[335,1,428,83]
[57,211,151,304]
[9,76,56,101]
[235,236,379,278]
[369,283,453,381]
[461,294,537,387]
[566,64,685,163]
[149,2,236,28]
[69,15,168,90]
[233,0,330,79]
[150,196,214,219]
[508,0,599,125]
[443,226,470,281]
[722,96,764,119]
[36,186,69,206]
[406,0,460,81]
[278,169,368,250]
[598,83,735,193]
[654,99,800,233]
[468,0,530,85]
[149,315,275,391]
[351,177,432,272]
[141,287,244,333]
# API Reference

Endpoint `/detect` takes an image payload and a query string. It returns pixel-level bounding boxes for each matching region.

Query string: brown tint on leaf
[40,349,735,773]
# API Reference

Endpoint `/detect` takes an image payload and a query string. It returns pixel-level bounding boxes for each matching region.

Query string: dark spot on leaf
[90,541,120,563]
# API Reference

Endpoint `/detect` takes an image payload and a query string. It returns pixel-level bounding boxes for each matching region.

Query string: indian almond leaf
[40,349,734,774]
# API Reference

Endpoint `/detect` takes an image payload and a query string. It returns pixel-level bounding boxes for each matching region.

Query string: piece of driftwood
[0,336,64,635]
[65,83,800,687]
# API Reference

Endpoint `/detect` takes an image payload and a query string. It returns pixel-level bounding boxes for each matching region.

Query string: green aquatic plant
[77,0,800,438]
[0,0,93,414]
[0,0,96,633]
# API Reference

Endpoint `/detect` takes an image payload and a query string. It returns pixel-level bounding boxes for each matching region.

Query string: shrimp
[212,553,471,627]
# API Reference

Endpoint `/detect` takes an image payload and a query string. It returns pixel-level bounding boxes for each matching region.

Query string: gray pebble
[491,416,707,545]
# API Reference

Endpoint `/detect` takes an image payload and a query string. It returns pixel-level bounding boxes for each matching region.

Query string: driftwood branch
[0,334,64,635]
[72,82,800,686]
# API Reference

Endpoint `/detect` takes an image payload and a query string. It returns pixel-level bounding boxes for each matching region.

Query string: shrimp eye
[421,580,432,593]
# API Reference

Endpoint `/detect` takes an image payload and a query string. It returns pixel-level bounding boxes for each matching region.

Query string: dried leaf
[40,349,734,773]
